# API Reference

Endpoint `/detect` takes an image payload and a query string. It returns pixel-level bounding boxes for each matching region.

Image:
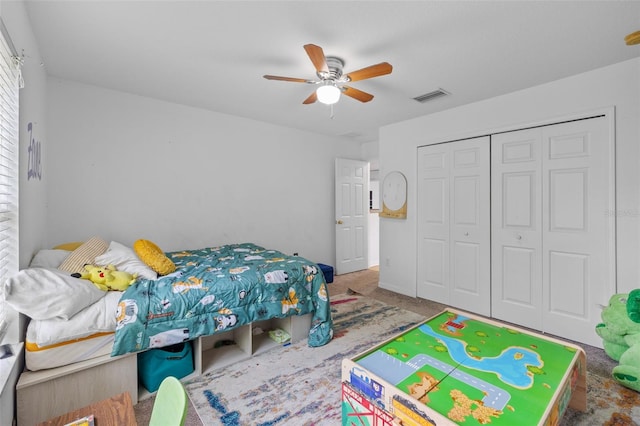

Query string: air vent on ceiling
[413,88,450,103]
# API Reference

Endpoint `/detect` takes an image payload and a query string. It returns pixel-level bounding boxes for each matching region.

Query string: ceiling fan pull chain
[330,103,335,119]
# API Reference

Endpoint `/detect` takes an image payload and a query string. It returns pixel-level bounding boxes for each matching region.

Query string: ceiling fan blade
[342,86,374,103]
[303,44,329,74]
[303,91,318,104]
[345,62,393,82]
[263,75,311,83]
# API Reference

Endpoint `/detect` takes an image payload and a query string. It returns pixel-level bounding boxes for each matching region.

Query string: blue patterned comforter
[111,243,333,356]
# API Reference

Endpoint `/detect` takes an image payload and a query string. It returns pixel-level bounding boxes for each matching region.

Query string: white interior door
[417,137,490,315]
[335,158,369,275]
[491,129,543,330]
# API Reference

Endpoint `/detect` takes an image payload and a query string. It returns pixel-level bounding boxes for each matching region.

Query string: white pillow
[94,241,158,280]
[4,267,106,320]
[27,291,121,347]
[29,249,70,269]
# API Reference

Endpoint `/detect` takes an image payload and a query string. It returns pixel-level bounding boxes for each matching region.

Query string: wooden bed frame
[16,312,312,425]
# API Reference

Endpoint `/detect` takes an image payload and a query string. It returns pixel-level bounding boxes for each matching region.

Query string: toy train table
[342,309,587,426]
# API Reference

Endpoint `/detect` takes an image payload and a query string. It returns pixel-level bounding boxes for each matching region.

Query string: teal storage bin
[138,341,194,393]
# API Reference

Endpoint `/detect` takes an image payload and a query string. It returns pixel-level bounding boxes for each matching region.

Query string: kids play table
[342,309,587,426]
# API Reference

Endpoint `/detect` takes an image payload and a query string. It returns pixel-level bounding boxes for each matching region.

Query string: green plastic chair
[149,376,188,426]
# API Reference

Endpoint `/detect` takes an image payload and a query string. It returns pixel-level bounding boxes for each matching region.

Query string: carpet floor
[184,293,426,425]
[133,268,640,425]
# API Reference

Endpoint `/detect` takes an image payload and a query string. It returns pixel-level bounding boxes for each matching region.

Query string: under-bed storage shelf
[16,313,314,424]
[252,318,285,356]
[195,322,253,373]
[16,353,137,426]
[193,312,312,375]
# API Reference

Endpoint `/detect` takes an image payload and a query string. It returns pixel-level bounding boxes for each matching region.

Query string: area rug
[561,372,640,425]
[184,294,426,425]
[184,294,640,426]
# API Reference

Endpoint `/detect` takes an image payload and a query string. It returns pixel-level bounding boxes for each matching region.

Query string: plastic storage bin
[138,341,194,392]
[317,263,334,283]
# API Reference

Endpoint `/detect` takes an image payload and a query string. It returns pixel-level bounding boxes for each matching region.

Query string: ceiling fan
[263,44,393,105]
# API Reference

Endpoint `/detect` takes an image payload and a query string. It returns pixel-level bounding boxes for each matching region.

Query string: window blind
[0,24,19,341]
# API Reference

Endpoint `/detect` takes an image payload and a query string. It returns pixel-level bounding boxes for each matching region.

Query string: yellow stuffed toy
[72,264,137,291]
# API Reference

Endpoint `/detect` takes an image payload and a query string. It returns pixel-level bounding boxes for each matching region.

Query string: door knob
[336,220,343,225]
[464,232,469,236]
[516,235,522,240]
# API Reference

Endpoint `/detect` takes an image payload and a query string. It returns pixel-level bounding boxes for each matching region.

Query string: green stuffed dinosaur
[595,289,640,392]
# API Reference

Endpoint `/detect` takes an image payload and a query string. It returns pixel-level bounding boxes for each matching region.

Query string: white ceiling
[23,1,640,143]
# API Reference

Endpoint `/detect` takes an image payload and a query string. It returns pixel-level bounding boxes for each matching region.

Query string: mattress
[25,332,115,371]
[24,291,121,371]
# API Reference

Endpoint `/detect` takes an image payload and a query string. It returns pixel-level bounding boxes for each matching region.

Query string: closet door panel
[421,238,447,292]
[417,137,490,316]
[452,241,480,291]
[549,169,587,231]
[417,147,450,302]
[500,246,536,305]
[503,172,536,228]
[548,251,588,315]
[541,117,613,347]
[449,139,490,316]
[491,130,543,330]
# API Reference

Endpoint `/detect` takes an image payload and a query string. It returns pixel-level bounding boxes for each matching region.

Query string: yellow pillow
[52,241,85,251]
[133,239,176,276]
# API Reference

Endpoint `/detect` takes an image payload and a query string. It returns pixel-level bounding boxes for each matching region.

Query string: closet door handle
[464,232,469,236]
[516,235,522,240]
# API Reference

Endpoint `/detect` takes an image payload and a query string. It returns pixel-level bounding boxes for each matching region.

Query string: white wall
[368,211,379,267]
[361,140,380,267]
[46,79,361,265]
[379,58,640,296]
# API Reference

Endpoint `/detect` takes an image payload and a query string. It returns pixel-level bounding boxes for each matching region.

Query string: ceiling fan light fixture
[264,44,391,106]
[316,83,341,105]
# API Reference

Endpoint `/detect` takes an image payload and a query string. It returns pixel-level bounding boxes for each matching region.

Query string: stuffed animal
[72,264,137,291]
[595,289,640,392]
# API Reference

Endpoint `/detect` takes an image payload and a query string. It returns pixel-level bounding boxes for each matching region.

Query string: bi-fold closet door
[417,116,614,347]
[417,136,491,316]
[492,117,614,347]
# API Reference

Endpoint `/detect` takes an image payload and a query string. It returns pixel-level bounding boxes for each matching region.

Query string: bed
[5,239,333,371]
[111,242,333,355]
[10,238,334,425]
